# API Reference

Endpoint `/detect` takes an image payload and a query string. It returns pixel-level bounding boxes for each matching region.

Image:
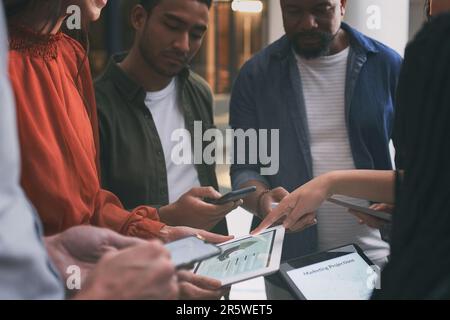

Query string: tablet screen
[284,250,376,300]
[194,227,283,285]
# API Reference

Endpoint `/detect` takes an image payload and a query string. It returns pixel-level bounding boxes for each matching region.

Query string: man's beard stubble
[292,29,338,59]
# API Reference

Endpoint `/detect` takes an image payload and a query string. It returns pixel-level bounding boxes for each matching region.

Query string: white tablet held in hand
[193,225,285,286]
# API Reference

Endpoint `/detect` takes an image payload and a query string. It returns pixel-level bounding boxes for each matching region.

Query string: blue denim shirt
[230,23,402,261]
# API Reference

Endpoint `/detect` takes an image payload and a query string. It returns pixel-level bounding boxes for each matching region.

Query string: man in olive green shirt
[95,0,234,234]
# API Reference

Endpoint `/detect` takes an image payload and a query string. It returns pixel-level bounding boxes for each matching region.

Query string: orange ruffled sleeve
[93,190,165,239]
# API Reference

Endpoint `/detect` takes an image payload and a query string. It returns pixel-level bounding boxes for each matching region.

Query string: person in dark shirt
[95,0,236,235]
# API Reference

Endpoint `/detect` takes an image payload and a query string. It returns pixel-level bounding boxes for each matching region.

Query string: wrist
[44,234,59,253]
[256,189,271,218]
[158,204,169,218]
[158,204,176,225]
[73,281,106,300]
[323,171,338,197]
[158,225,172,243]
[43,235,65,277]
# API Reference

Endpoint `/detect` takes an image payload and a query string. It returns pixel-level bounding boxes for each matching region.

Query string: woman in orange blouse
[6,0,230,244]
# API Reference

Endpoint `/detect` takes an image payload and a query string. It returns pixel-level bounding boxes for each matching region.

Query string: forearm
[239,180,270,215]
[327,170,396,204]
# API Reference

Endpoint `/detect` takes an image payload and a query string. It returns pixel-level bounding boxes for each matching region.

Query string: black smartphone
[204,186,257,205]
[327,197,392,222]
[164,236,222,269]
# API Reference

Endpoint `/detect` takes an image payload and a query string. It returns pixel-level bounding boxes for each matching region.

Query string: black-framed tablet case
[279,244,376,300]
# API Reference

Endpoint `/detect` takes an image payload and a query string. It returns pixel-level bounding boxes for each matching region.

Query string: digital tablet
[279,244,379,300]
[194,225,285,286]
[327,197,392,222]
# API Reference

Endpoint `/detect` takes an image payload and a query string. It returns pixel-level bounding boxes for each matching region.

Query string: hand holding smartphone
[164,235,222,269]
[203,186,257,205]
[327,197,392,222]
